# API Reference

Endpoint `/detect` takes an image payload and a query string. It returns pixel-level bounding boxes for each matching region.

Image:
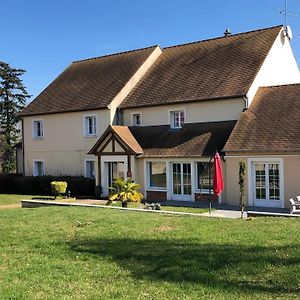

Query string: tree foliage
[0,61,30,173]
[107,177,144,208]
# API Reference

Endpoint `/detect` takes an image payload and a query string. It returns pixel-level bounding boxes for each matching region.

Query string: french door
[253,162,282,207]
[172,163,192,201]
[107,162,125,187]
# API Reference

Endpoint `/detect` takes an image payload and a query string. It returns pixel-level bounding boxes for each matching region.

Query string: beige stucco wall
[247,27,300,104]
[224,157,248,206]
[133,158,145,195]
[23,109,109,176]
[123,98,245,126]
[16,147,23,174]
[224,154,300,209]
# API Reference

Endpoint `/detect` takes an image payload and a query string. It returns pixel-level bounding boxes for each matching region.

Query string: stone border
[247,210,300,218]
[21,199,210,217]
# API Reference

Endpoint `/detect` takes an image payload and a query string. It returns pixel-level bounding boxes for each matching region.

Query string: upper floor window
[132,113,142,126]
[84,116,97,136]
[33,160,45,176]
[32,120,44,139]
[85,160,95,178]
[171,110,185,128]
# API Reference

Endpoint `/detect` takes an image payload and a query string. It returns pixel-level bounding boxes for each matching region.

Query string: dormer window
[84,115,97,136]
[171,110,185,128]
[132,113,142,126]
[32,120,44,139]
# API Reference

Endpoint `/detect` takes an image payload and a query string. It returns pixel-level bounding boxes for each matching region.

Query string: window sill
[146,187,167,192]
[84,134,97,138]
[32,136,44,140]
[194,189,213,194]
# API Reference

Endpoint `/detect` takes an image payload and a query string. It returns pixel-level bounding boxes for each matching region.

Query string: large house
[20,25,300,209]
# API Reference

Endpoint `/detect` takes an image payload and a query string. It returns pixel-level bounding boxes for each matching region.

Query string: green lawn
[0,207,300,299]
[109,201,209,214]
[0,194,55,205]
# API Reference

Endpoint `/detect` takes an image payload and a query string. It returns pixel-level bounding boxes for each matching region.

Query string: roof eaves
[121,93,246,109]
[20,106,109,117]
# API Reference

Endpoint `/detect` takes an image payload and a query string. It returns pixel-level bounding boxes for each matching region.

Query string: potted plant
[107,177,143,208]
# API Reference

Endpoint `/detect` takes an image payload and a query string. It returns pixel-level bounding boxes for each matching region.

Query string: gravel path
[0,204,21,209]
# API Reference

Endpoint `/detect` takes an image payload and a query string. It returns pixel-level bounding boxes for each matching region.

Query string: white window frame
[146,161,167,191]
[247,157,284,208]
[194,161,214,194]
[131,112,142,126]
[85,159,96,178]
[32,119,44,139]
[169,109,186,129]
[83,114,97,137]
[33,159,45,176]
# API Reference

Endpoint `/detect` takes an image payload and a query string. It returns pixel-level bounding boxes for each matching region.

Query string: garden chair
[289,198,300,214]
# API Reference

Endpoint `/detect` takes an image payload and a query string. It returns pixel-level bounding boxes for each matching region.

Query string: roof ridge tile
[162,25,283,50]
[72,45,159,64]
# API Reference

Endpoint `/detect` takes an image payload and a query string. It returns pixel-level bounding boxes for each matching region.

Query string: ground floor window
[33,160,45,176]
[197,162,213,192]
[148,162,166,188]
[172,162,192,196]
[254,162,280,201]
[85,160,95,178]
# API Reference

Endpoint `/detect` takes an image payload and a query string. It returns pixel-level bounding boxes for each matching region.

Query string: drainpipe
[243,95,249,110]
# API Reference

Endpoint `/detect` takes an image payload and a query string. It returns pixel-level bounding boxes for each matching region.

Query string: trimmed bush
[0,174,21,194]
[0,175,95,196]
[51,181,67,198]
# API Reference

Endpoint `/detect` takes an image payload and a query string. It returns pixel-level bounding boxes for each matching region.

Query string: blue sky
[1,0,300,103]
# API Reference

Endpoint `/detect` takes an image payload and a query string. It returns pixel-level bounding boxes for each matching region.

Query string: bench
[289,198,300,214]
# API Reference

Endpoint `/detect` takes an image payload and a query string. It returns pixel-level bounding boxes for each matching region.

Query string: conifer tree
[0,61,30,173]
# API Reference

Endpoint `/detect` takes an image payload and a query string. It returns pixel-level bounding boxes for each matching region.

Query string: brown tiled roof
[20,46,158,116]
[111,126,143,154]
[88,125,143,155]
[224,84,300,153]
[121,25,282,108]
[129,121,236,157]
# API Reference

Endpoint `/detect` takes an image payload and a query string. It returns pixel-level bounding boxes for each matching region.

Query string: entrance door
[107,162,125,187]
[172,163,192,201]
[253,162,281,207]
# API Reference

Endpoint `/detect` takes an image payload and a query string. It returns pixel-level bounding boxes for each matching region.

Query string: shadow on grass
[69,237,300,295]
[32,196,55,200]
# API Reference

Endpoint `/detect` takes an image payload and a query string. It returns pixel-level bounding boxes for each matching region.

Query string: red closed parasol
[213,152,224,197]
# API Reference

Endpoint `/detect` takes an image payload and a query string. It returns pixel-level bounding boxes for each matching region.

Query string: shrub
[51,181,67,198]
[108,178,143,208]
[0,174,21,193]
[0,175,95,196]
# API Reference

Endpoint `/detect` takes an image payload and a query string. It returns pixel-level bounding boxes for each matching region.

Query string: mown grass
[0,206,300,299]
[109,200,208,214]
[0,194,55,205]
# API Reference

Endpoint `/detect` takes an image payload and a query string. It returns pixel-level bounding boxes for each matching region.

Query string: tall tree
[0,61,30,173]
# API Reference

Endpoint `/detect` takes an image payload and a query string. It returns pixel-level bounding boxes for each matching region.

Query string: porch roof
[89,121,236,158]
[130,121,236,158]
[88,125,143,155]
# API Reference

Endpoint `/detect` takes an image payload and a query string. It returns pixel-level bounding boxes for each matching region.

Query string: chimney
[224,28,232,37]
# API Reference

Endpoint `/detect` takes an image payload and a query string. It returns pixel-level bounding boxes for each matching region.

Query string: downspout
[242,95,249,110]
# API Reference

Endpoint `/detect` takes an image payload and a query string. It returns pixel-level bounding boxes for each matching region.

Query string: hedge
[0,175,95,196]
